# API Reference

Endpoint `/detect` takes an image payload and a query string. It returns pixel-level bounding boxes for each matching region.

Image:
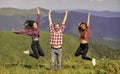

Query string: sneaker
[23,50,30,55]
[92,58,96,66]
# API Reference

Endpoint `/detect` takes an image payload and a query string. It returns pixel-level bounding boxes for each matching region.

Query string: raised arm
[62,11,68,25]
[36,8,40,27]
[48,10,53,26]
[87,12,91,26]
[36,8,40,14]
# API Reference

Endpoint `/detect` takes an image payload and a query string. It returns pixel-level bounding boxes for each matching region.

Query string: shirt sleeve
[61,24,65,32]
[14,30,33,36]
[87,26,90,34]
[14,30,26,34]
[49,24,54,32]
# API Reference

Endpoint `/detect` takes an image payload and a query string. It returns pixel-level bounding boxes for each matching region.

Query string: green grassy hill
[0,31,120,74]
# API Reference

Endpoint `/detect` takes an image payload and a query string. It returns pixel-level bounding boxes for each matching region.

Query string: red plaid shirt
[14,14,40,40]
[80,26,90,41]
[49,24,65,45]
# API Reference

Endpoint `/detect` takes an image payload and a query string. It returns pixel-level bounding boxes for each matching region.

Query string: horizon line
[0,7,120,12]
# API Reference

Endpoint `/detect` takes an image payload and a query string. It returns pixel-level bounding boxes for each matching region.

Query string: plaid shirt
[49,24,65,45]
[80,26,90,41]
[14,14,40,40]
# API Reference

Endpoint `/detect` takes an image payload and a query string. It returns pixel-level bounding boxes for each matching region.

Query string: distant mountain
[0,7,48,31]
[74,9,120,17]
[0,7,120,49]
[0,7,48,16]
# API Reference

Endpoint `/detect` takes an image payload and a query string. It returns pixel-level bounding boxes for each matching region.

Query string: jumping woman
[12,8,45,59]
[74,12,96,66]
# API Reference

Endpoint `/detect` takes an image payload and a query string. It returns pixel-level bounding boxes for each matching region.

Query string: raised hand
[49,10,52,14]
[88,12,91,15]
[36,8,40,14]
[65,10,68,14]
[11,28,15,32]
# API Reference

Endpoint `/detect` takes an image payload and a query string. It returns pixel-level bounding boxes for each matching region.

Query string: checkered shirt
[49,24,65,45]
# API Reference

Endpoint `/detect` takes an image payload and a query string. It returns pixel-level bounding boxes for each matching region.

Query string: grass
[0,31,120,74]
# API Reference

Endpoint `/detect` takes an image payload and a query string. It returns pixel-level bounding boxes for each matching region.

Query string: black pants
[30,41,45,59]
[74,43,92,61]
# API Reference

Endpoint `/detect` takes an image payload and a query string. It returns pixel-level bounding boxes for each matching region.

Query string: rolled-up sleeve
[49,24,54,32]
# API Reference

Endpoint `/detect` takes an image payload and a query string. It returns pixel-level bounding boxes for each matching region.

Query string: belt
[51,47,62,50]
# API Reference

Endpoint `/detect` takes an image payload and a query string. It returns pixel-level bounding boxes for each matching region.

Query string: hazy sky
[0,0,120,11]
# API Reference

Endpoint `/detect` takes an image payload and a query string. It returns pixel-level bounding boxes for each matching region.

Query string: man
[48,10,68,70]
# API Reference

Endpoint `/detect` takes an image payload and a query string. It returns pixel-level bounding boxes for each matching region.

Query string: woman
[12,8,45,59]
[74,12,96,66]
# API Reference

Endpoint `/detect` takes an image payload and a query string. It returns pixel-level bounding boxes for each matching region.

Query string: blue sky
[0,0,120,11]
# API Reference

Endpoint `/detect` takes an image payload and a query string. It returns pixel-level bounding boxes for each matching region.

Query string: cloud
[0,0,120,11]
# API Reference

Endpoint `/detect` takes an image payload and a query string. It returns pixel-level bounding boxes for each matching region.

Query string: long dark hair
[24,20,36,30]
[78,22,88,37]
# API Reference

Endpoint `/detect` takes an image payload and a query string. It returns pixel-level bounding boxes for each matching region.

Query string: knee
[58,59,61,63]
[51,59,55,63]
[39,51,45,57]
[34,54,40,59]
[82,56,85,59]
[35,56,39,59]
[41,53,45,56]
[74,53,79,57]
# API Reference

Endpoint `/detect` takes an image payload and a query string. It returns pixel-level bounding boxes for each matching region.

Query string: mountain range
[0,7,120,49]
